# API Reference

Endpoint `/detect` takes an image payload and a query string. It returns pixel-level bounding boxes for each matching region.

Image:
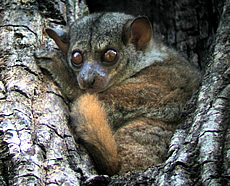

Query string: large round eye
[71,50,83,67]
[102,49,118,65]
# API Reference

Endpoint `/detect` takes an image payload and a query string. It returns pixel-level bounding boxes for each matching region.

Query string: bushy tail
[70,93,119,176]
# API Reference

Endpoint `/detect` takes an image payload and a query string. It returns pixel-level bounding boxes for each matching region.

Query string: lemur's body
[35,13,200,175]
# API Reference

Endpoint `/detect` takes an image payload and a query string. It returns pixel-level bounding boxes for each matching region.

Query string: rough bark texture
[0,1,94,185]
[0,0,229,185]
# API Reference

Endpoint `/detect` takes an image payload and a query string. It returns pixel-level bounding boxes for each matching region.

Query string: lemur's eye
[72,50,83,67]
[104,49,117,62]
[102,49,118,65]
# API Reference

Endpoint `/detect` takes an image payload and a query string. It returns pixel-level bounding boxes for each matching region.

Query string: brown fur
[35,12,201,176]
[115,118,174,174]
[70,93,119,175]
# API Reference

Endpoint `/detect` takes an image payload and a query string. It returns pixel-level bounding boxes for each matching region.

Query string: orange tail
[71,93,119,175]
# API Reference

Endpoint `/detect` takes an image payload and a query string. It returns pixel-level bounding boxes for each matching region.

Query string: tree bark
[0,1,93,185]
[0,0,229,185]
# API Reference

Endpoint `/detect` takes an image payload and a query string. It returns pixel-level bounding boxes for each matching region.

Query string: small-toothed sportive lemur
[35,12,201,176]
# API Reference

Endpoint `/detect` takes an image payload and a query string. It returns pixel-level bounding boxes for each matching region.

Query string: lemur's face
[46,13,152,93]
[67,13,134,93]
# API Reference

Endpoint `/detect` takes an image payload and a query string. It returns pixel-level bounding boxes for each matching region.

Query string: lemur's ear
[123,16,152,50]
[46,28,68,54]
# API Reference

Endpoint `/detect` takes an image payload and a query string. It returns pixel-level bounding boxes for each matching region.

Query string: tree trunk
[0,1,93,185]
[0,0,229,185]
